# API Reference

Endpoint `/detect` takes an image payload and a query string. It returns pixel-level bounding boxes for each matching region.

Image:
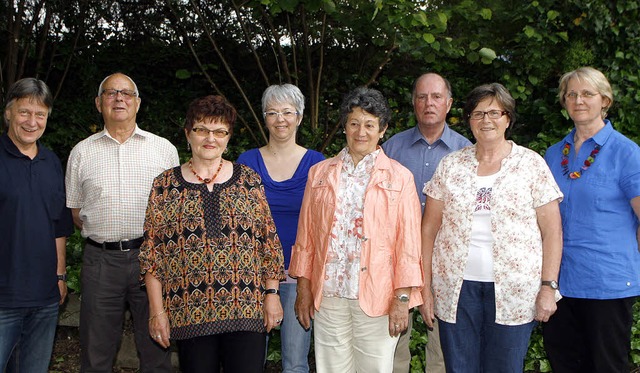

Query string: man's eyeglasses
[468,110,509,120]
[263,111,299,120]
[191,127,230,138]
[101,89,138,100]
[565,91,599,101]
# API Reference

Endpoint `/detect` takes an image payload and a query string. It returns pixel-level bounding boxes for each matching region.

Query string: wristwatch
[541,280,558,290]
[57,274,67,282]
[395,294,410,303]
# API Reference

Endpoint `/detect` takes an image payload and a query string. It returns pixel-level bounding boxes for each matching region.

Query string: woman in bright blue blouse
[542,66,640,372]
[237,84,324,373]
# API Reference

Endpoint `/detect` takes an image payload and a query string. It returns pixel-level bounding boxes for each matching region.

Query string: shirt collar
[0,133,46,160]
[92,124,148,143]
[410,123,458,148]
[564,119,614,147]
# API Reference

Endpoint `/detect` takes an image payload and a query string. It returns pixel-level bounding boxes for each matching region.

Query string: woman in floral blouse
[290,87,423,372]
[139,95,285,373]
[419,83,563,372]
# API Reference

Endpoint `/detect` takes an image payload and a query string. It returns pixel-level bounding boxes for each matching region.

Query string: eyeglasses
[469,110,509,120]
[565,91,599,101]
[191,127,230,138]
[101,89,138,100]
[263,111,299,120]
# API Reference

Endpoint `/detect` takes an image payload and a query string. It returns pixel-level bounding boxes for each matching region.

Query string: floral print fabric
[323,148,379,299]
[424,142,563,325]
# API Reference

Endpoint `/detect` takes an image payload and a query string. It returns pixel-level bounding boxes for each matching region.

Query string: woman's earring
[187,142,191,151]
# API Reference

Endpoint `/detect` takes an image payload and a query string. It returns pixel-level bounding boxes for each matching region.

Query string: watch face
[542,280,558,289]
[397,294,410,302]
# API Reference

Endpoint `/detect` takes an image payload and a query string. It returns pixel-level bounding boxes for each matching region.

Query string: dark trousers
[438,280,535,373]
[543,296,635,373]
[79,244,171,372]
[176,331,266,373]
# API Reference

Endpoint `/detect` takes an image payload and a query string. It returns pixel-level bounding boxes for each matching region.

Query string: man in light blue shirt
[383,73,470,373]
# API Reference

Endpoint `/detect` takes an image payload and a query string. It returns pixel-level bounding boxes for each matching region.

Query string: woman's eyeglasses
[191,127,230,138]
[468,110,508,120]
[263,111,299,120]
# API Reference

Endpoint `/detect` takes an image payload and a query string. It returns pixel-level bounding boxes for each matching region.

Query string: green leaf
[413,12,428,26]
[423,33,435,44]
[524,25,536,38]
[478,47,497,61]
[547,10,560,20]
[479,8,492,20]
[469,41,480,50]
[175,69,191,79]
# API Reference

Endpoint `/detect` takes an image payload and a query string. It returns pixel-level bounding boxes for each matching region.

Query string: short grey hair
[339,87,391,132]
[261,84,305,117]
[97,73,139,97]
[4,78,53,128]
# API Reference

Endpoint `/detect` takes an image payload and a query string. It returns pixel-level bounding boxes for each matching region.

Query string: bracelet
[148,310,166,321]
[264,288,280,296]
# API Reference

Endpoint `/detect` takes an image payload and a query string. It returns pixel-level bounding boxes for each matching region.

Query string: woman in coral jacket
[289,87,423,373]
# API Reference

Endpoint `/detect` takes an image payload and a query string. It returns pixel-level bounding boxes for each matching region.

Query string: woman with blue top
[543,66,640,372]
[237,84,324,373]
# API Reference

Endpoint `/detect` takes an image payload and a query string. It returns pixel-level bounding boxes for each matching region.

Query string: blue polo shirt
[383,124,471,210]
[0,134,73,307]
[544,120,640,299]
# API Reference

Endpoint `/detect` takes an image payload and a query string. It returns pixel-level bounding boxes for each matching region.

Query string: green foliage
[65,230,84,293]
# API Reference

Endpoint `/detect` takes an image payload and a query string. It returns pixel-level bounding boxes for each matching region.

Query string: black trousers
[177,331,267,373]
[542,296,635,373]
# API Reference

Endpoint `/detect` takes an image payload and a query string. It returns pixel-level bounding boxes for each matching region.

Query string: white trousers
[314,296,399,373]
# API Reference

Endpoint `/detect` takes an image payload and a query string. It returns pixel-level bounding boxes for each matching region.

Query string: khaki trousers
[314,296,399,373]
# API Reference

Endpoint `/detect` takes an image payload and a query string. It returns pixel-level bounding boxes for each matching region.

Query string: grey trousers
[79,243,171,373]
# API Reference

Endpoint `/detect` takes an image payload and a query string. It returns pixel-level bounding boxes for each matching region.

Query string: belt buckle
[119,241,130,252]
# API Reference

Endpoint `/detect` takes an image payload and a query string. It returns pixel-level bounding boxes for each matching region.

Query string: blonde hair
[558,67,613,118]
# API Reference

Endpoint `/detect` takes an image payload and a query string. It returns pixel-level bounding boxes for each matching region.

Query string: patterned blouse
[323,148,378,299]
[139,163,285,340]
[424,142,563,325]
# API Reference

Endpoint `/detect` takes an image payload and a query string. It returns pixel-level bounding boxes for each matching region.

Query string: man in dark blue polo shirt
[0,78,73,372]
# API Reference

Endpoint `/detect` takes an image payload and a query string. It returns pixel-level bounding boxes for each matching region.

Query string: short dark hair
[184,95,237,135]
[339,87,391,132]
[463,83,516,138]
[4,78,53,128]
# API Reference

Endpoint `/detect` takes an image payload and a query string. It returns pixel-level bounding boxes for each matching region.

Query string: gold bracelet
[148,310,166,321]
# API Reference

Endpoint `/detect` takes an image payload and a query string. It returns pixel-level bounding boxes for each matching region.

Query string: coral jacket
[289,150,424,317]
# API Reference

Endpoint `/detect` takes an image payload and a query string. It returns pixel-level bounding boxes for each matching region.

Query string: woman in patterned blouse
[290,87,423,372]
[139,95,285,373]
[420,83,563,372]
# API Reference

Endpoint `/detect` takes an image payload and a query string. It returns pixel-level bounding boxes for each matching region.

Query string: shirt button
[425,163,430,166]
[361,267,367,271]
[428,146,432,150]
[422,202,425,206]
[627,282,631,286]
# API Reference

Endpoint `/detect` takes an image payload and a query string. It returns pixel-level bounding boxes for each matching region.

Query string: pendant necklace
[189,158,224,184]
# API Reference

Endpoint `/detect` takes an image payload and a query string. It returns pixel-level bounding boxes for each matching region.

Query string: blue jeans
[279,282,312,373]
[0,302,59,372]
[438,280,535,373]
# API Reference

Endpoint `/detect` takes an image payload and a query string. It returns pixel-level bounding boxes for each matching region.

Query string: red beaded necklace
[188,158,224,184]
[561,142,601,179]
